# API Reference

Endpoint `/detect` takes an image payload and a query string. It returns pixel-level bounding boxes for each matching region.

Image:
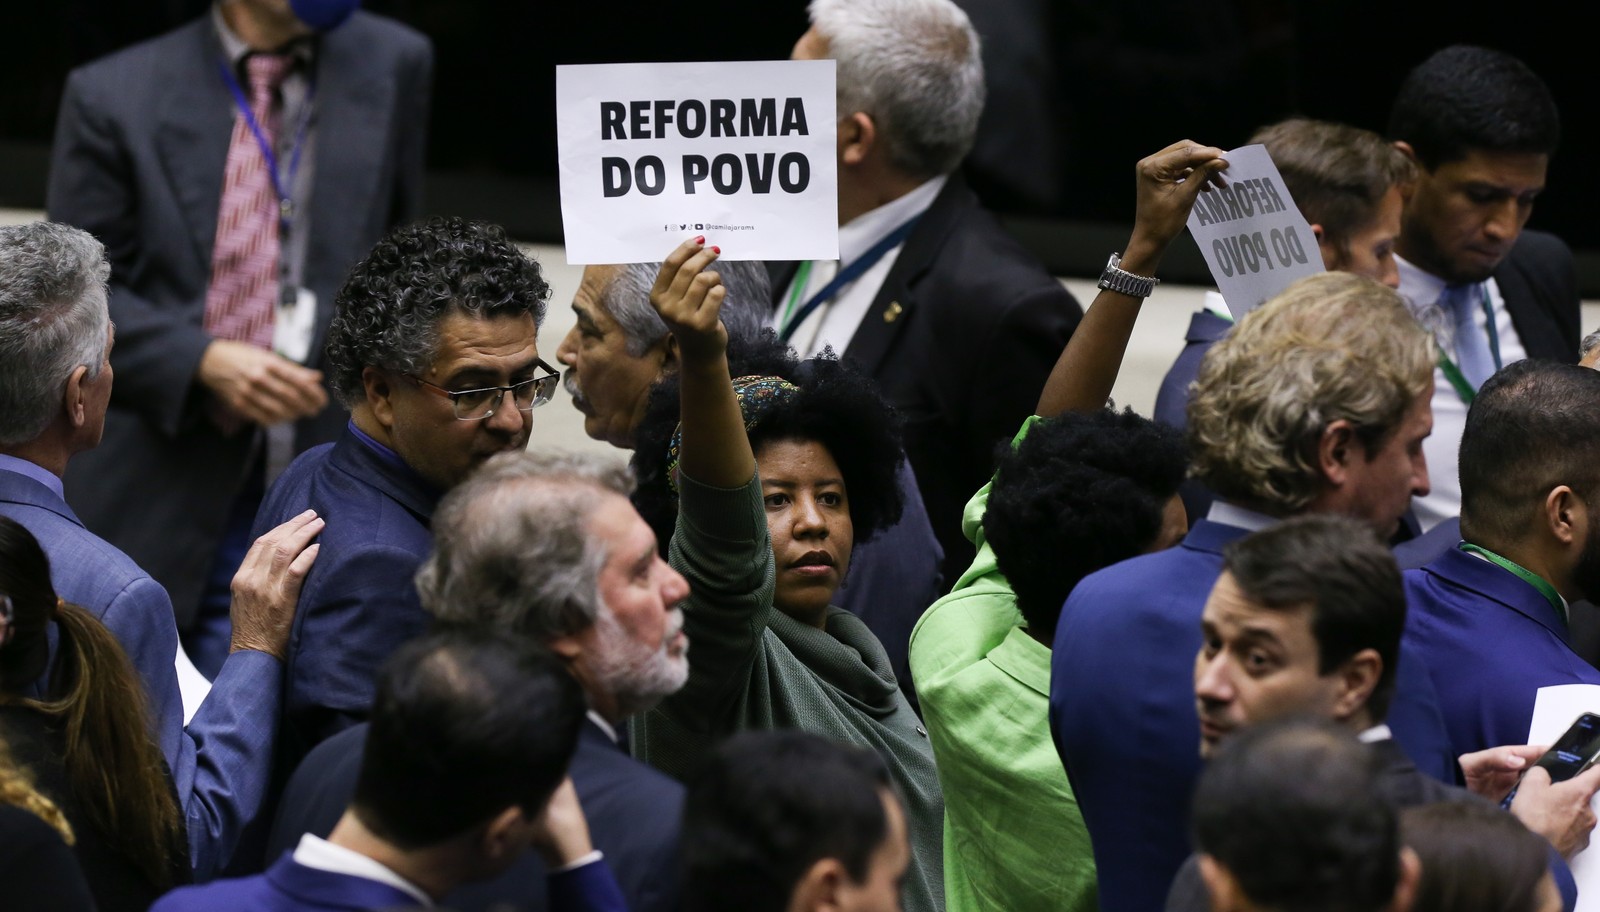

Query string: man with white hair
[773,0,1082,582]
[267,450,690,912]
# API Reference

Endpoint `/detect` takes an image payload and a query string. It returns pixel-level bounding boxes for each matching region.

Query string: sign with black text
[1185,144,1323,316]
[556,60,838,264]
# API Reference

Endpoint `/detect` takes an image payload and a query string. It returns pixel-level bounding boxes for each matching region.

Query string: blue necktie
[1440,283,1496,388]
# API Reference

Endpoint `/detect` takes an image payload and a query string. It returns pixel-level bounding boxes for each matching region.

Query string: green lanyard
[1458,542,1567,624]
[778,260,815,331]
[1438,352,1477,405]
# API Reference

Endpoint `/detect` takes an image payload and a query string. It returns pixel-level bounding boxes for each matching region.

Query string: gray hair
[416,449,635,642]
[1582,327,1600,360]
[809,0,986,180]
[602,260,771,357]
[0,222,111,446]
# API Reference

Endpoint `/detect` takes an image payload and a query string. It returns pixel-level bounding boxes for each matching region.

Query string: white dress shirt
[292,834,433,907]
[773,175,947,358]
[1395,255,1528,532]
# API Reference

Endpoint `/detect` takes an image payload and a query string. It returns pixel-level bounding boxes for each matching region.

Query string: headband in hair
[667,375,800,494]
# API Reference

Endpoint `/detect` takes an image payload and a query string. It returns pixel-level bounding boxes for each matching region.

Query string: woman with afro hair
[629,240,944,912]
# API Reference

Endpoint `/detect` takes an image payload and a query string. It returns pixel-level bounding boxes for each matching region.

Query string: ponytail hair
[0,517,185,888]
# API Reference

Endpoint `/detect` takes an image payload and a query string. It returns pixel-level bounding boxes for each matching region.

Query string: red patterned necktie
[204,53,292,358]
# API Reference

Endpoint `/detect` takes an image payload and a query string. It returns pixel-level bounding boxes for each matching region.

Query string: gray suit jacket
[47,12,431,624]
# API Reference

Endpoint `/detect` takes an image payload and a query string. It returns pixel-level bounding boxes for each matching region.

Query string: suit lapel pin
[883,301,903,323]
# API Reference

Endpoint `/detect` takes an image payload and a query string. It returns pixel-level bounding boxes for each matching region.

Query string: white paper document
[1184,143,1323,317]
[556,60,839,264]
[1528,684,1600,910]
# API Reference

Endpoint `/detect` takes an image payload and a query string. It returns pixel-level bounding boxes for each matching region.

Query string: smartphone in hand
[1503,711,1600,808]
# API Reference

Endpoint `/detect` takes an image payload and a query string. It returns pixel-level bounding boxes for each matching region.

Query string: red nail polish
[712,246,721,254]
[694,235,705,245]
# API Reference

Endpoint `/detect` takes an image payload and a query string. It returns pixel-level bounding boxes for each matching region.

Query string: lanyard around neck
[777,214,921,343]
[1458,542,1566,624]
[217,57,316,233]
[1436,283,1503,405]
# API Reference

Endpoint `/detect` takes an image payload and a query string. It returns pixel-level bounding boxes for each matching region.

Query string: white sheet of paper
[556,60,839,264]
[1184,143,1324,318]
[1528,684,1600,911]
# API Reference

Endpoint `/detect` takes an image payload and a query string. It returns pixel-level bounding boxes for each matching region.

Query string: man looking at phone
[1166,514,1597,911]
[1404,360,1600,759]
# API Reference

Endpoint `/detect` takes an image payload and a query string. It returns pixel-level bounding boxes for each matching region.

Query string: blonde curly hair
[1186,272,1435,515]
[0,736,74,844]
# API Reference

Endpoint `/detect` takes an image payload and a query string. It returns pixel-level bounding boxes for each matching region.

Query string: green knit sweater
[635,471,945,912]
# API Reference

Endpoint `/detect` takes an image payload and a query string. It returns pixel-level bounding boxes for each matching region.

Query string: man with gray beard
[265,450,690,912]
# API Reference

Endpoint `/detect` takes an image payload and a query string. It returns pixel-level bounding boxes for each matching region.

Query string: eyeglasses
[407,359,561,420]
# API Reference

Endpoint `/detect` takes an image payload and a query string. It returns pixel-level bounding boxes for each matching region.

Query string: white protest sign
[556,60,838,265]
[1185,143,1323,317]
[1529,684,1600,911]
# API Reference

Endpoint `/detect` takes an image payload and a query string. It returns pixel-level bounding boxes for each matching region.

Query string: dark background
[2,0,1595,292]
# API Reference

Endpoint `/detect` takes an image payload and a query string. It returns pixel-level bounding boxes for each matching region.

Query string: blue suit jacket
[1050,518,1455,912]
[1406,546,1600,757]
[152,852,628,912]
[267,719,683,912]
[252,428,440,769]
[0,465,282,878]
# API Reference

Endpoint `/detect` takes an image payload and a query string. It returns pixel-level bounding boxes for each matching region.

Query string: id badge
[274,286,317,363]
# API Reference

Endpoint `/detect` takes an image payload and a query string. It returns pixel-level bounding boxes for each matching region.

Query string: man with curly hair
[250,216,556,770]
[1049,272,1456,912]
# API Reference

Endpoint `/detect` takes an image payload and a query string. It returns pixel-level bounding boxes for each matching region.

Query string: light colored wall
[6,208,1597,446]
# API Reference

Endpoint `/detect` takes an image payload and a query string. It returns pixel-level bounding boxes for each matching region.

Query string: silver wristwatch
[1097,253,1160,298]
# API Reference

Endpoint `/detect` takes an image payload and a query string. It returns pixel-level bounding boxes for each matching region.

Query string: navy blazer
[1406,547,1600,758]
[267,719,684,912]
[50,12,432,625]
[1050,518,1455,912]
[0,465,283,878]
[251,428,441,769]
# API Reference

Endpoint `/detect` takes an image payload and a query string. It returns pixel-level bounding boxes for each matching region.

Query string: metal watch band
[1097,253,1160,298]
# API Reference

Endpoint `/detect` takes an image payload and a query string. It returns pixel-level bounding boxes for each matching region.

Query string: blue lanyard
[778,215,921,343]
[217,57,315,232]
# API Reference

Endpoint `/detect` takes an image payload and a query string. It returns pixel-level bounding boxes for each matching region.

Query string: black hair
[323,216,551,408]
[984,408,1186,641]
[1401,801,1551,912]
[631,336,903,554]
[1387,45,1559,169]
[1223,515,1404,723]
[1193,718,1399,912]
[1459,359,1600,548]
[350,627,585,849]
[682,730,896,912]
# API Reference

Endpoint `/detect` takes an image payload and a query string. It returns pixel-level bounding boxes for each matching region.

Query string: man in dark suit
[250,218,558,769]
[772,0,1080,583]
[1051,272,1455,912]
[268,450,688,912]
[1166,516,1595,912]
[1405,361,1600,759]
[46,0,431,675]
[153,630,626,912]
[0,221,318,878]
[1388,46,1578,534]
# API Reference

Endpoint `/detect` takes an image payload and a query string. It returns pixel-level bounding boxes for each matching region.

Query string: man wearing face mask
[46,0,432,679]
